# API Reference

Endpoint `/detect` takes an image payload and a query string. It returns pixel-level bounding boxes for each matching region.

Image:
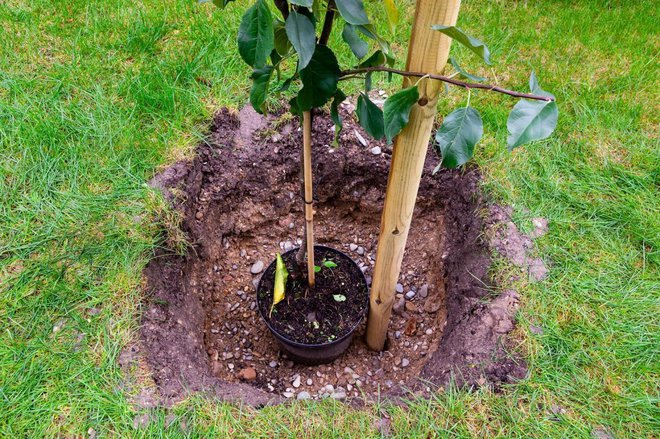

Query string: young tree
[204,0,558,350]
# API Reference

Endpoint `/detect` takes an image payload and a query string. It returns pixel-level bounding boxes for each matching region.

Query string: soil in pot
[257,246,369,346]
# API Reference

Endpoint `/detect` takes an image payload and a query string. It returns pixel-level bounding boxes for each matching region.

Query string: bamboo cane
[365,0,461,351]
[302,110,315,287]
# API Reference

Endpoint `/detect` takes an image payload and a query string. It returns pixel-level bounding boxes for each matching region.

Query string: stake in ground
[206,0,559,351]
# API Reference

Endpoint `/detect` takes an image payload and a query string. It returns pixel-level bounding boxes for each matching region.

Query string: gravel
[405,291,416,299]
[250,260,264,274]
[401,358,410,367]
[419,284,429,298]
[349,243,358,251]
[297,391,311,400]
[370,146,382,155]
[395,283,404,293]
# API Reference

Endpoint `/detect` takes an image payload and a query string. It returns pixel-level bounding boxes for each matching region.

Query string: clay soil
[141,103,528,406]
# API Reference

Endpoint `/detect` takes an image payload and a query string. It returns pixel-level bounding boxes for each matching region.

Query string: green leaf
[297,45,340,111]
[250,65,274,113]
[335,0,370,25]
[202,0,235,9]
[449,57,486,82]
[274,23,291,56]
[507,72,557,149]
[285,11,316,70]
[358,50,385,68]
[289,0,313,7]
[507,99,558,150]
[383,0,399,32]
[237,0,274,68]
[356,93,385,140]
[333,294,347,302]
[435,107,483,169]
[342,24,369,60]
[357,25,395,64]
[330,90,347,146]
[431,25,491,65]
[314,265,321,273]
[383,86,419,144]
[323,260,338,268]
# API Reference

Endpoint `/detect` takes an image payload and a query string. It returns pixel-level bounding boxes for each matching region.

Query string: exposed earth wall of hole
[141,106,533,406]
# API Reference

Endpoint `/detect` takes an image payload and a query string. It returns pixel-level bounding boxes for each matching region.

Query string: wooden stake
[302,110,315,287]
[365,0,461,351]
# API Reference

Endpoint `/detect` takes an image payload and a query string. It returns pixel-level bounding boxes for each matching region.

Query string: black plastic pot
[256,245,369,365]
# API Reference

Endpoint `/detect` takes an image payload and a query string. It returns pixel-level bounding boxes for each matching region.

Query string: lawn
[0,0,658,437]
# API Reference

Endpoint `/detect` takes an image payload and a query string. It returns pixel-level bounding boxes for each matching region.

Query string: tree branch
[319,0,336,46]
[274,0,289,19]
[340,66,555,102]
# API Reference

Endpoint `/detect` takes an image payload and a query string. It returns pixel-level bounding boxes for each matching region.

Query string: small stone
[227,363,234,370]
[284,241,295,252]
[395,283,404,293]
[250,260,264,274]
[401,358,410,367]
[344,366,354,374]
[238,367,257,381]
[349,243,358,251]
[405,291,416,300]
[297,391,311,400]
[283,392,295,398]
[331,390,347,400]
[394,357,401,366]
[292,375,301,388]
[405,302,417,313]
[370,146,381,155]
[306,378,313,386]
[354,130,368,147]
[357,246,365,255]
[393,297,405,315]
[591,428,614,439]
[324,384,334,393]
[195,211,203,220]
[394,331,402,339]
[425,328,433,335]
[530,324,544,335]
[419,284,429,298]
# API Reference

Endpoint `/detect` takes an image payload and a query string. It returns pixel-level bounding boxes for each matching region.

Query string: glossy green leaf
[237,0,274,68]
[289,0,313,7]
[202,0,235,9]
[357,25,395,65]
[314,265,321,273]
[359,50,385,68]
[330,90,347,146]
[435,107,483,169]
[507,99,558,150]
[249,66,274,113]
[297,45,340,111]
[342,24,369,60]
[274,23,291,56]
[449,57,486,82]
[431,25,491,65]
[335,0,370,25]
[285,11,316,70]
[356,93,385,140]
[323,260,338,268]
[507,72,557,149]
[383,86,419,144]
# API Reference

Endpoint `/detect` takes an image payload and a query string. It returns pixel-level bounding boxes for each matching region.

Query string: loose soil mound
[141,105,529,406]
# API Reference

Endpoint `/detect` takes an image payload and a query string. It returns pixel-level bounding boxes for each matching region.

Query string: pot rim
[256,245,369,349]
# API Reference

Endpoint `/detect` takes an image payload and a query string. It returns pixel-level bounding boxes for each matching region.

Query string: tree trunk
[365,0,462,351]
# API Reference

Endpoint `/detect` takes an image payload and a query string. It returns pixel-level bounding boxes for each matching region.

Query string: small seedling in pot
[314,258,338,273]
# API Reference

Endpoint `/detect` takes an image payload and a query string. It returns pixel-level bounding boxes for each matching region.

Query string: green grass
[1,0,658,437]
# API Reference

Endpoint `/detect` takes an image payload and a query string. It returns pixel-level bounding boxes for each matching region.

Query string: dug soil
[141,102,534,406]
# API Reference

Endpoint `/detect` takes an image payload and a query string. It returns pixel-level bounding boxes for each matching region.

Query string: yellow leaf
[384,0,399,32]
[270,253,288,317]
